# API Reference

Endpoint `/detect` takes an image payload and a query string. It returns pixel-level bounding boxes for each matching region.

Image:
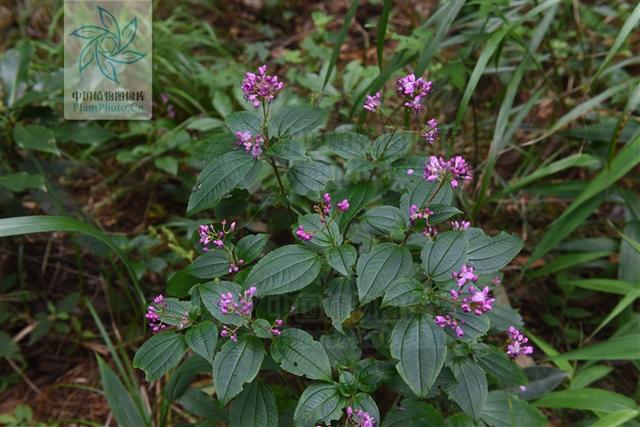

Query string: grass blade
[588,289,640,339]
[526,331,573,375]
[552,334,640,361]
[376,0,392,71]
[593,1,640,81]
[322,0,360,92]
[529,251,611,278]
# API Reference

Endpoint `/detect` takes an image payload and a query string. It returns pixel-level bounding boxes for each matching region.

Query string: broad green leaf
[196,281,244,326]
[185,321,218,363]
[334,183,377,232]
[400,180,453,215]
[269,106,327,138]
[352,393,380,425]
[323,277,356,332]
[188,250,229,279]
[325,244,357,276]
[428,204,463,225]
[390,315,446,397]
[361,206,406,235]
[271,328,332,381]
[225,111,262,135]
[268,136,306,161]
[381,278,424,308]
[552,334,640,361]
[370,132,412,162]
[246,245,321,296]
[357,243,413,304]
[133,331,187,382]
[472,344,526,388]
[297,214,342,250]
[467,231,523,274]
[157,298,190,327]
[487,305,523,332]
[154,156,178,175]
[294,383,345,426]
[355,358,394,393]
[230,380,278,427]
[320,331,361,369]
[325,131,368,159]
[383,399,445,427]
[481,391,546,427]
[187,150,257,215]
[454,311,490,340]
[178,388,227,422]
[235,234,269,264]
[421,231,468,281]
[0,172,45,192]
[287,160,333,196]
[448,360,487,419]
[97,356,147,427]
[534,388,636,414]
[13,124,59,155]
[163,356,210,401]
[212,336,264,405]
[517,366,567,401]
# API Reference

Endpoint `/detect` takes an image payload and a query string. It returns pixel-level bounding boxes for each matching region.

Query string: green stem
[269,156,295,221]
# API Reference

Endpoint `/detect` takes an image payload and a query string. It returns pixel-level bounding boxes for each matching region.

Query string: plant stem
[269,156,295,221]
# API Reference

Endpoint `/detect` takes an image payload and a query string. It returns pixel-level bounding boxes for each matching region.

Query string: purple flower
[235,131,263,159]
[296,225,314,241]
[506,326,534,358]
[452,264,478,287]
[363,91,381,112]
[346,406,376,427]
[421,118,439,144]
[423,226,438,239]
[198,220,237,252]
[434,314,464,338]
[241,64,284,108]
[423,156,449,182]
[145,294,168,332]
[461,286,495,315]
[409,204,433,224]
[218,286,256,319]
[423,155,473,189]
[220,325,237,342]
[451,220,470,231]
[395,73,432,111]
[448,156,473,189]
[407,168,415,176]
[337,199,350,212]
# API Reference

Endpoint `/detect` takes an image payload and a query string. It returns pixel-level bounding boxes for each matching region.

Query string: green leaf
[518,366,567,401]
[421,231,468,281]
[552,334,640,361]
[321,331,361,369]
[271,328,332,381]
[225,111,262,135]
[196,281,244,326]
[467,230,523,274]
[352,393,380,424]
[230,380,278,427]
[590,409,639,427]
[390,315,446,397]
[376,0,391,70]
[97,356,147,427]
[323,277,356,332]
[13,124,59,155]
[322,0,359,91]
[235,234,269,264]
[529,251,610,278]
[370,132,412,162]
[381,278,424,308]
[325,244,357,276]
[619,221,640,283]
[594,1,640,80]
[534,388,637,414]
[481,391,546,427]
[558,278,637,295]
[287,160,333,196]
[187,150,258,215]
[383,399,445,427]
[246,245,322,296]
[188,250,229,279]
[526,331,573,375]
[454,311,490,340]
[133,331,187,382]
[212,335,264,405]
[361,206,406,235]
[154,156,178,175]
[0,172,46,192]
[570,365,613,390]
[269,106,327,138]
[325,131,368,159]
[472,344,527,387]
[448,360,487,419]
[400,179,453,213]
[293,383,345,426]
[428,204,463,225]
[357,243,413,304]
[297,214,342,250]
[185,321,218,363]
[355,358,394,393]
[334,183,377,232]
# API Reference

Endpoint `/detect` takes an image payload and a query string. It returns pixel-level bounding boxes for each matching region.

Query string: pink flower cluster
[452,264,478,287]
[219,286,257,318]
[271,319,284,336]
[423,226,438,239]
[241,64,284,108]
[346,407,375,427]
[409,204,433,225]
[235,131,263,159]
[395,73,432,111]
[145,294,168,332]
[228,259,244,274]
[296,226,314,241]
[314,193,350,225]
[198,220,236,252]
[451,220,470,231]
[160,93,176,119]
[506,326,534,358]
[460,286,495,315]
[434,314,464,338]
[424,155,473,189]
[363,92,381,112]
[421,118,439,144]
[220,325,238,342]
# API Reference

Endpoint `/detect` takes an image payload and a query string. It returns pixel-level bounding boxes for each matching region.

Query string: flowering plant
[132,65,543,427]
